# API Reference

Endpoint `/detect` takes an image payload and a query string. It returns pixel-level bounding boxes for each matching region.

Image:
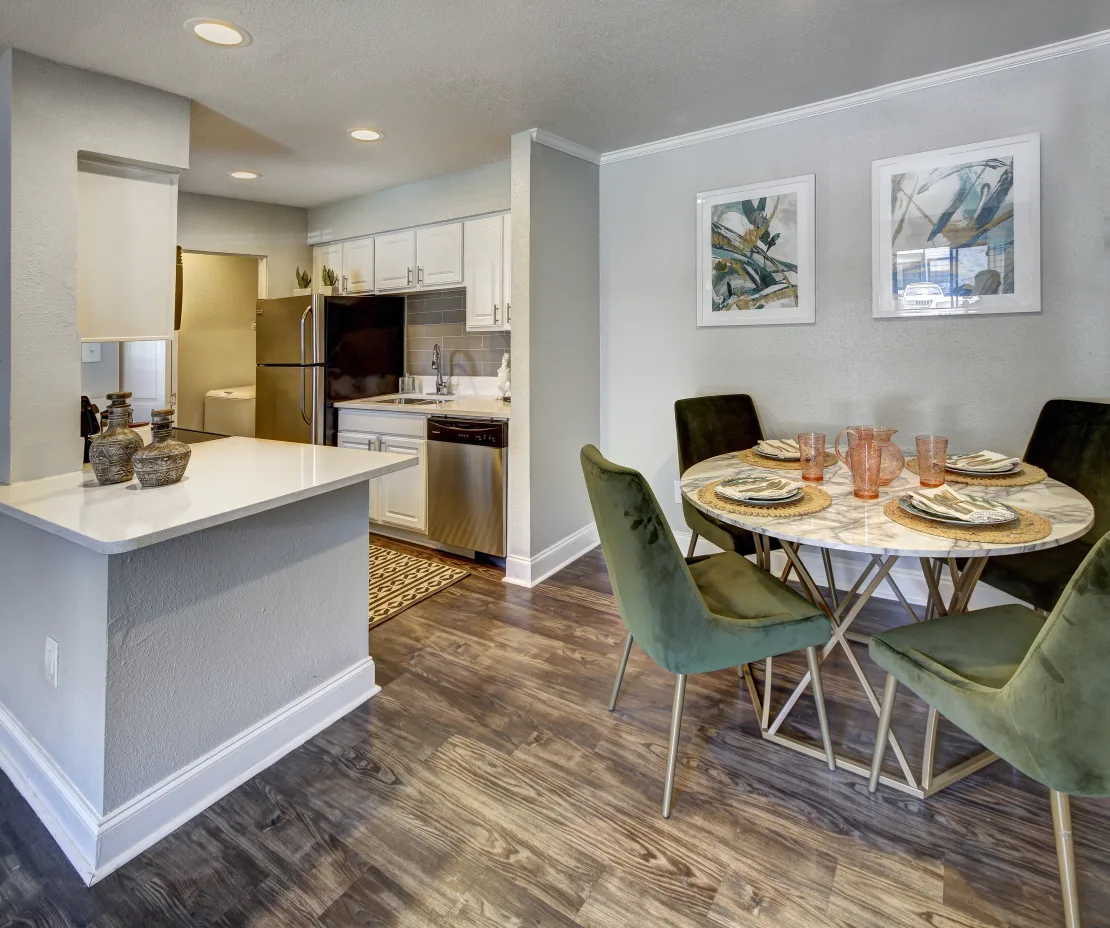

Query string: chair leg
[686,533,699,558]
[608,633,634,711]
[868,674,898,793]
[805,646,836,771]
[1051,790,1082,928]
[662,674,687,818]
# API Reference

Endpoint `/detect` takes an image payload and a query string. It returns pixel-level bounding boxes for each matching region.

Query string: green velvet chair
[868,532,1110,928]
[580,444,835,818]
[980,399,1110,612]
[674,394,765,557]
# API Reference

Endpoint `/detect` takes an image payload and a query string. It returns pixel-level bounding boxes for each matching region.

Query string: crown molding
[529,128,601,165]
[600,29,1110,165]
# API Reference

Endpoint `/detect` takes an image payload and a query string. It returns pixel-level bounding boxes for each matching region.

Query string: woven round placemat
[905,457,1048,487]
[736,448,838,471]
[697,480,832,518]
[883,499,1051,543]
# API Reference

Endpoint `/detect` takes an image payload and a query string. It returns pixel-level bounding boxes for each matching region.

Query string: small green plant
[321,265,338,287]
[295,266,311,289]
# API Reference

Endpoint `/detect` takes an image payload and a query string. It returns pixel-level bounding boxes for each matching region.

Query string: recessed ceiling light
[229,170,261,180]
[349,128,384,142]
[186,18,251,47]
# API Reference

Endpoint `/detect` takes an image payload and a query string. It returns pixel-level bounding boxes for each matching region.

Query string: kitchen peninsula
[0,437,412,885]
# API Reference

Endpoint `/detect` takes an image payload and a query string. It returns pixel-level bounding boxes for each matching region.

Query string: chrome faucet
[431,343,451,395]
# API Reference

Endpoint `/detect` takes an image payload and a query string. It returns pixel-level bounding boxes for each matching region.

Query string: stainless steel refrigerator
[255,294,406,444]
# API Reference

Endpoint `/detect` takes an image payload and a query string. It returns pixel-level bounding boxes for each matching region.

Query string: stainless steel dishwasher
[427,417,508,557]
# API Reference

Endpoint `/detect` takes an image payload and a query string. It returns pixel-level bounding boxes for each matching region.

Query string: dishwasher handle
[428,417,508,448]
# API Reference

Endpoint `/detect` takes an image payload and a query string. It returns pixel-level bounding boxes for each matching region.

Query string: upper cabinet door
[463,216,502,329]
[416,222,463,288]
[375,229,417,291]
[342,238,375,294]
[77,160,178,340]
[501,214,512,330]
[313,244,341,293]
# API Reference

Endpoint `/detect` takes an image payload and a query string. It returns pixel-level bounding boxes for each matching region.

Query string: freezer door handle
[299,305,312,365]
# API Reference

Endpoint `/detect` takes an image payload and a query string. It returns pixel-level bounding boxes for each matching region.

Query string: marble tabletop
[681,452,1094,558]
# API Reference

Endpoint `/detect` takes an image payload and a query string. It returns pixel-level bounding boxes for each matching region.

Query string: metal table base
[746,534,997,799]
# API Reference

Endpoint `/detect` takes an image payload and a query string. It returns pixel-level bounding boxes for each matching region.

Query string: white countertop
[334,393,511,420]
[0,437,413,554]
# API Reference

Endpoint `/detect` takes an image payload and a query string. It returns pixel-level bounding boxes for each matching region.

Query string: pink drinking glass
[916,435,949,488]
[798,432,826,482]
[850,440,882,500]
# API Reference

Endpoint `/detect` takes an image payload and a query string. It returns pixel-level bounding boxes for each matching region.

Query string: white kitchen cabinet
[377,437,428,532]
[338,431,381,520]
[313,244,342,293]
[464,215,510,331]
[341,238,375,293]
[501,213,512,329]
[374,229,417,291]
[415,223,463,288]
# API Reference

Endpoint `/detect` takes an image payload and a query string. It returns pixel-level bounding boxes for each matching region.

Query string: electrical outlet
[674,480,682,504]
[44,637,59,688]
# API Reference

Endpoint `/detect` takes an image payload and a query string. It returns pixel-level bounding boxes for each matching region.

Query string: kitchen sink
[370,397,442,406]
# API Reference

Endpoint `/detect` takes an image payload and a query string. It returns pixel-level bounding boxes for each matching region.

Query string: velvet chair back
[674,394,763,474]
[1023,399,1110,543]
[1004,532,1110,795]
[580,445,713,674]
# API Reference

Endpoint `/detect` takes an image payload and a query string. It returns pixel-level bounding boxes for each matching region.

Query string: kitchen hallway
[1,539,1107,927]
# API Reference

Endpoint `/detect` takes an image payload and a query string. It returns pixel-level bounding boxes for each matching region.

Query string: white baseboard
[0,658,380,886]
[672,530,1023,610]
[504,523,600,588]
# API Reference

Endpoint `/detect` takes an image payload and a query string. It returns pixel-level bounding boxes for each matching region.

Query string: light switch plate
[80,342,102,363]
[44,636,58,688]
[674,480,682,504]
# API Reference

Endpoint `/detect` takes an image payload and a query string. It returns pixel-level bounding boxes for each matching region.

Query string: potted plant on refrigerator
[319,265,339,296]
[293,267,312,296]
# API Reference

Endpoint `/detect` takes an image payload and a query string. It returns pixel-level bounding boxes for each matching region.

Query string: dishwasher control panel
[427,418,508,448]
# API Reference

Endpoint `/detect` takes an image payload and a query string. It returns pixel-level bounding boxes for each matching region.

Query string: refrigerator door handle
[300,367,310,425]
[299,305,312,365]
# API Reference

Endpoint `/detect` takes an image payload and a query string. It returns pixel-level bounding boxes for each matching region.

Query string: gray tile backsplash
[405,289,511,378]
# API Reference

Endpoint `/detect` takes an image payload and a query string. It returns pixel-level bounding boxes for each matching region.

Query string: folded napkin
[946,450,1022,473]
[755,438,800,460]
[909,485,1014,524]
[717,475,802,502]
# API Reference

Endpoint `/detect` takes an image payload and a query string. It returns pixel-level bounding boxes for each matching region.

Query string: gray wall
[528,143,601,553]
[177,193,310,299]
[308,160,510,244]
[404,290,510,378]
[600,46,1110,533]
[103,482,369,810]
[0,49,190,484]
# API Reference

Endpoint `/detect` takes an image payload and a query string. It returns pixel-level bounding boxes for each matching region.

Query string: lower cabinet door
[338,431,380,520]
[377,437,427,533]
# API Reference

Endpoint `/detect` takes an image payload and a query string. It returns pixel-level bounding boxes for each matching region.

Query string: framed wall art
[696,174,815,327]
[872,133,1040,319]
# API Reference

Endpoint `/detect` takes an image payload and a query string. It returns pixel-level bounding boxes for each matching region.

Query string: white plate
[945,458,1022,476]
[898,496,1018,526]
[753,445,800,461]
[717,487,804,505]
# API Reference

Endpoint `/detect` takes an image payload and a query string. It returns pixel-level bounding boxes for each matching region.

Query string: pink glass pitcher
[834,426,905,486]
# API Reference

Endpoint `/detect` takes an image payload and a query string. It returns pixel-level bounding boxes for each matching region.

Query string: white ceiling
[2,0,1108,209]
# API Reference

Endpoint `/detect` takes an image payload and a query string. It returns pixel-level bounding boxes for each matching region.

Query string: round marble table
[680,452,1095,798]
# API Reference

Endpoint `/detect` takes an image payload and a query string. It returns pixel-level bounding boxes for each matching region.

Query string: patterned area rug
[369,544,469,629]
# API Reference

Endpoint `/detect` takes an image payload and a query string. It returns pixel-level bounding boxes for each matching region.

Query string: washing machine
[203,385,256,437]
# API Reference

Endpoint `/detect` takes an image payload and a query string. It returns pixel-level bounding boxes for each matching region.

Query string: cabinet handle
[407,267,413,285]
[367,437,374,451]
[493,303,499,325]
[342,275,348,292]
[506,302,511,323]
[417,266,424,284]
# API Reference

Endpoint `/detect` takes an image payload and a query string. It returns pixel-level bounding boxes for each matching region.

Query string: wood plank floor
[1,537,1108,927]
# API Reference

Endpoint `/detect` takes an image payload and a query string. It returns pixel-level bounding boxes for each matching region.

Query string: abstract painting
[872,134,1040,318]
[697,175,815,326]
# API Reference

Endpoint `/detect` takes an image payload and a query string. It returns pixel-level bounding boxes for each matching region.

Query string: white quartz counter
[0,436,413,554]
[334,394,511,420]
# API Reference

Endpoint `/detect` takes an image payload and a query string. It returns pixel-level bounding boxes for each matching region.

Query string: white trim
[672,528,1023,610]
[0,658,379,886]
[529,128,602,165]
[504,522,600,588]
[600,30,1110,164]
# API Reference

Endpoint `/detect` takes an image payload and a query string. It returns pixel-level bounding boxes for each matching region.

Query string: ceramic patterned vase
[133,409,191,488]
[88,392,144,485]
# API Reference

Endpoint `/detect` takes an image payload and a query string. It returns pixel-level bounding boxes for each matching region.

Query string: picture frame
[696,174,815,327]
[872,133,1040,319]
